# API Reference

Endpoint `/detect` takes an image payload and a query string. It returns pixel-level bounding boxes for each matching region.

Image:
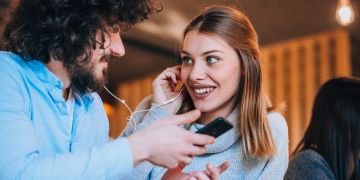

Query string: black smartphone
[195,117,233,138]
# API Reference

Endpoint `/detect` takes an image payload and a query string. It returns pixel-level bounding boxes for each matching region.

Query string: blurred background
[1,0,359,153]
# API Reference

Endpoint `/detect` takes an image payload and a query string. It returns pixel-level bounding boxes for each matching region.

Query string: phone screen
[195,117,233,138]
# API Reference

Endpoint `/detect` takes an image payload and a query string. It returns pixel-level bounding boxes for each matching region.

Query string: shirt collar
[27,60,94,108]
[73,92,94,111]
[27,60,64,90]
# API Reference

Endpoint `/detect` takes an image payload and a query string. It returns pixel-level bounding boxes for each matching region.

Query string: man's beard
[67,58,108,96]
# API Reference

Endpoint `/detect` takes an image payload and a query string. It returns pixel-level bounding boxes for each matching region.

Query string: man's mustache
[100,54,114,62]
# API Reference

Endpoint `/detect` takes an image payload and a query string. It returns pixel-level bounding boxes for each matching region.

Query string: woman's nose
[189,61,206,80]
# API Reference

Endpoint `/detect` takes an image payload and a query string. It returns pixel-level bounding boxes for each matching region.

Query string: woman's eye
[182,56,193,65]
[206,56,219,64]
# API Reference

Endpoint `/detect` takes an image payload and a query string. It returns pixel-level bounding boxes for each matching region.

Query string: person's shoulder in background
[284,149,335,180]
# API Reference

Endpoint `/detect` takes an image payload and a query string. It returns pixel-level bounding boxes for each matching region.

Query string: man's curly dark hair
[3,0,161,66]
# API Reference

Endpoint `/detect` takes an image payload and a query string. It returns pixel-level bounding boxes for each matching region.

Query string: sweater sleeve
[257,112,289,180]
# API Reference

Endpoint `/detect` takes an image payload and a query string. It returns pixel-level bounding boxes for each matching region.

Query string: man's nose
[110,34,125,58]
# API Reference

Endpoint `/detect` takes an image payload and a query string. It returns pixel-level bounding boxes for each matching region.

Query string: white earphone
[103,85,184,132]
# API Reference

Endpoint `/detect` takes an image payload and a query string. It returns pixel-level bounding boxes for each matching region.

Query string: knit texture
[285,149,335,180]
[121,96,289,179]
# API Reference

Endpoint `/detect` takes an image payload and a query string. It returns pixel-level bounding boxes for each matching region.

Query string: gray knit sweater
[284,149,335,180]
[121,96,289,179]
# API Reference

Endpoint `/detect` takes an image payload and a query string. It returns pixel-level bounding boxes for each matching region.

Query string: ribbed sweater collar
[189,106,241,154]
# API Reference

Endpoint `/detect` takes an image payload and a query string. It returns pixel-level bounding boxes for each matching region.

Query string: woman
[285,77,360,180]
[121,6,288,179]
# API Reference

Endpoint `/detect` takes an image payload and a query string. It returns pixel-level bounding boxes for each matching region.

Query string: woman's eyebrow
[181,50,224,56]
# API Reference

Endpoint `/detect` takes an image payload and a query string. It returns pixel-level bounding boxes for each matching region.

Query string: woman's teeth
[194,87,214,94]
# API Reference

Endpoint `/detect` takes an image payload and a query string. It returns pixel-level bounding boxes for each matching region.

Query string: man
[0,0,215,179]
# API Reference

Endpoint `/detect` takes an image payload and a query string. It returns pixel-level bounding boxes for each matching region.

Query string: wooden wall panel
[261,28,351,153]
[288,42,301,151]
[303,39,316,128]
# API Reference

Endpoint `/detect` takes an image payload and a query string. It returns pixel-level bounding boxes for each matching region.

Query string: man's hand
[126,110,215,168]
[162,161,230,180]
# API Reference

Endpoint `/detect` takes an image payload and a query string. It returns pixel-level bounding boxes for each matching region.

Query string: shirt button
[57,104,63,108]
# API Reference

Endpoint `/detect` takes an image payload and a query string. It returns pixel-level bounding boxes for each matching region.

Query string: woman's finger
[217,161,230,173]
[207,163,219,180]
[191,171,210,180]
[202,161,230,177]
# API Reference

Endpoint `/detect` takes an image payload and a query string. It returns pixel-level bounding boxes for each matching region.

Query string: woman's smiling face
[180,31,241,120]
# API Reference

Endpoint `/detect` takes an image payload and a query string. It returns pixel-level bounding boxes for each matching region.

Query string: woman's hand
[153,65,185,114]
[161,161,230,180]
[188,162,230,180]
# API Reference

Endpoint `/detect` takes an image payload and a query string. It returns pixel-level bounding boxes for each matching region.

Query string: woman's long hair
[178,6,276,158]
[293,77,360,180]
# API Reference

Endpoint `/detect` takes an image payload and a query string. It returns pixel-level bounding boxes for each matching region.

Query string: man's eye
[182,56,193,65]
[206,56,219,64]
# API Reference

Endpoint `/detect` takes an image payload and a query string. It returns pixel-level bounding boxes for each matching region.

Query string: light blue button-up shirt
[0,51,133,179]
